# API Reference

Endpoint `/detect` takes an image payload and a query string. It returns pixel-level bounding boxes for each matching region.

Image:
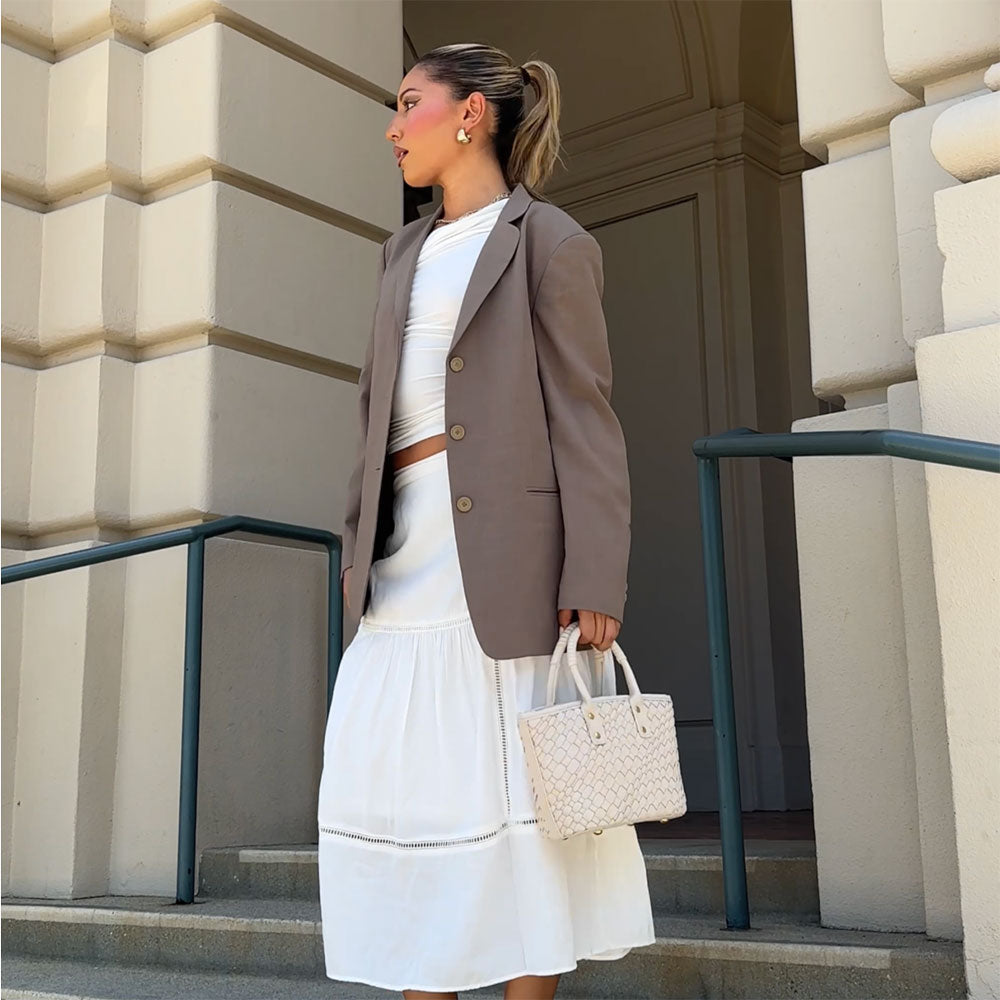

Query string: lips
[396,149,408,166]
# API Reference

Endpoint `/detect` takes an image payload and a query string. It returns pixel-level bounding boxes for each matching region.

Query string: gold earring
[457,127,471,143]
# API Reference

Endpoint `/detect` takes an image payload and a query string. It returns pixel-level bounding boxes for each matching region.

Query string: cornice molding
[551,101,816,209]
[1,4,392,105]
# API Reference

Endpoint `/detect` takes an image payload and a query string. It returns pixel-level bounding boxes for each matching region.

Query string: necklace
[433,190,510,227]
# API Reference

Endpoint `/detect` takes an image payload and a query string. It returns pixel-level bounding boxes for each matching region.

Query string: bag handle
[545,622,644,707]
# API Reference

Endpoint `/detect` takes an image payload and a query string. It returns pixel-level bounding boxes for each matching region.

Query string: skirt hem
[323,935,654,993]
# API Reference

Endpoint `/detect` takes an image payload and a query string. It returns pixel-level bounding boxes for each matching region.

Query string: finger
[608,617,620,648]
[584,611,602,651]
[602,615,618,652]
[593,613,610,652]
[577,609,595,649]
[558,607,572,629]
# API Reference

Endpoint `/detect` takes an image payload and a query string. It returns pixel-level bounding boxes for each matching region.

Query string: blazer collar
[391,181,534,354]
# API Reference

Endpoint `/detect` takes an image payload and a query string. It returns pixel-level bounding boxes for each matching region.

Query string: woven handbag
[516,622,687,840]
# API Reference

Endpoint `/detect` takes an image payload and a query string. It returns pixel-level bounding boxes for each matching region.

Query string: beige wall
[1,0,403,896]
[790,0,998,995]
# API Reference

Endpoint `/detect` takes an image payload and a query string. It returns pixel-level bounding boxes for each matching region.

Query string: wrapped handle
[545,622,644,707]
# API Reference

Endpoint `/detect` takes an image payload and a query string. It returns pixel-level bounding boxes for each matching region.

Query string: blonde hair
[413,43,563,200]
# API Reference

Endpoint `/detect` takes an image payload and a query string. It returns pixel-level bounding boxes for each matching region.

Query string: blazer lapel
[390,182,534,363]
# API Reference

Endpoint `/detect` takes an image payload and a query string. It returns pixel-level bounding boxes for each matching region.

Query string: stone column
[919,59,1000,1000]
[1,0,402,896]
[789,0,996,937]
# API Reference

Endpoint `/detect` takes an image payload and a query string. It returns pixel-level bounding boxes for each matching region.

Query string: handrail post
[176,536,206,904]
[697,456,750,930]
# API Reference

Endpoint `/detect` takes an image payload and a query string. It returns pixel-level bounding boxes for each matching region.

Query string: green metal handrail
[1,515,344,904]
[6,427,997,920]
[691,426,1000,931]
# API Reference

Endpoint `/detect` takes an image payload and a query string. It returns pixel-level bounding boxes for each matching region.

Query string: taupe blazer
[341,181,631,659]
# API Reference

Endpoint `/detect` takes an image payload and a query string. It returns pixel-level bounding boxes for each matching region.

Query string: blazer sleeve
[341,237,389,584]
[531,231,631,623]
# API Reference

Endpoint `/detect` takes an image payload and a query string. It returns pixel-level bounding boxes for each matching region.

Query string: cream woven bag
[516,622,687,840]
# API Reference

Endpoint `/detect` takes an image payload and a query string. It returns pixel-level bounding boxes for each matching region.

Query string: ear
[464,91,488,127]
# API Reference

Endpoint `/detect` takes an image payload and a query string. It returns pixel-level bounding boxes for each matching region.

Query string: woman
[317,42,655,1000]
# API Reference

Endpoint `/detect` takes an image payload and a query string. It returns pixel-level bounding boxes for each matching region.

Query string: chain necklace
[433,190,510,228]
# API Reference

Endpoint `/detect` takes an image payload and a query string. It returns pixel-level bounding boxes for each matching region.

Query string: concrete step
[0,955,401,1000]
[1,894,965,998]
[198,838,821,916]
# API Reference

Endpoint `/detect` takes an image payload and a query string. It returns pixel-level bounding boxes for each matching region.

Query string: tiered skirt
[317,448,655,993]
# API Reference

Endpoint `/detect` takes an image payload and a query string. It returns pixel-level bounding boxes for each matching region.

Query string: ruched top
[386,196,509,455]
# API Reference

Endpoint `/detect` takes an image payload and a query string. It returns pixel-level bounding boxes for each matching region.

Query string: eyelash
[402,100,416,112]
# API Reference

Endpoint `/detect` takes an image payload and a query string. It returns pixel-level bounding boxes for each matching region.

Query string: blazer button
[456,495,473,512]
[449,424,466,440]
[449,356,464,372]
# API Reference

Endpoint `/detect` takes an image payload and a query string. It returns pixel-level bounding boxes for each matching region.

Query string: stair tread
[0,954,417,1000]
[198,837,818,862]
[2,894,960,956]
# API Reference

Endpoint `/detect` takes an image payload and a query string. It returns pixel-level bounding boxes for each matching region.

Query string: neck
[437,191,508,225]
[437,171,511,222]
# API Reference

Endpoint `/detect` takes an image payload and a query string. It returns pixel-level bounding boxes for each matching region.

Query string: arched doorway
[401,0,825,825]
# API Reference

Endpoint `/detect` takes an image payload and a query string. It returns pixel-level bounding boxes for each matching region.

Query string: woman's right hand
[342,566,352,613]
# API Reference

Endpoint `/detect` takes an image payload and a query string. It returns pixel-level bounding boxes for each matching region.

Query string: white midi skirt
[317,448,655,993]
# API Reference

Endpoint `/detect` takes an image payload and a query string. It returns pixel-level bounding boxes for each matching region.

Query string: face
[385,65,487,188]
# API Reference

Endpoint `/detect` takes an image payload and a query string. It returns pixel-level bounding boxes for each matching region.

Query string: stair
[1,840,966,999]
[197,838,823,916]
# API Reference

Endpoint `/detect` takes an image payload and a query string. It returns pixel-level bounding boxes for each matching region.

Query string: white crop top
[386,196,509,454]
